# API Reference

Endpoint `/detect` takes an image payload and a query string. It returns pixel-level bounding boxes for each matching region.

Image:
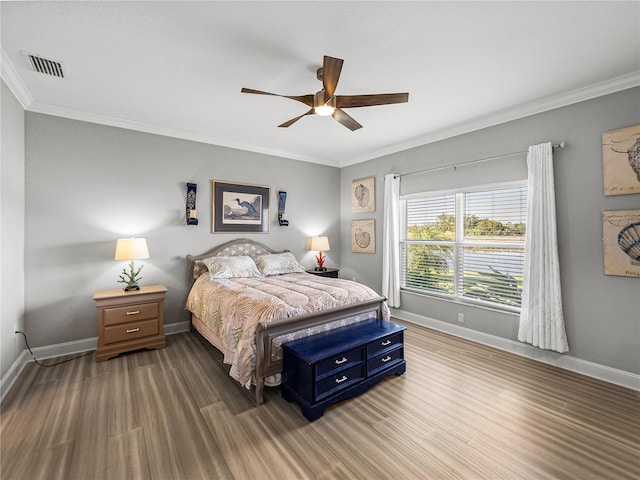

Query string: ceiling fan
[241,55,409,131]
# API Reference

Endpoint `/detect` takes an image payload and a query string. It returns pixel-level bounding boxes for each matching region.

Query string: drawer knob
[126,311,140,316]
[381,339,391,346]
[126,328,140,333]
[335,375,348,384]
[335,357,348,365]
[381,355,392,363]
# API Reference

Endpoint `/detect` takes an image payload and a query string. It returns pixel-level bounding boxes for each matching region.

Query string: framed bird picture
[212,180,270,233]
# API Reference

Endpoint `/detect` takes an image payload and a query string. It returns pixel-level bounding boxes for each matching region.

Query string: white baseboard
[0,349,31,403]
[391,308,640,392]
[0,321,191,402]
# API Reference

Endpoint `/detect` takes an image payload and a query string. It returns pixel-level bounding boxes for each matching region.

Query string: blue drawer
[368,346,404,376]
[367,331,403,357]
[316,346,364,378]
[316,363,365,400]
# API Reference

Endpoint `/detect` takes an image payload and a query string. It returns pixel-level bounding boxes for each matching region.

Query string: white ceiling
[2,1,639,167]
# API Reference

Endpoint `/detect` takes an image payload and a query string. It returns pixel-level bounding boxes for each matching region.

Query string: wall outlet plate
[457,313,464,323]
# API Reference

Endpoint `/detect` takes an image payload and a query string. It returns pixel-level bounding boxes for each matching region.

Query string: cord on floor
[14,330,93,367]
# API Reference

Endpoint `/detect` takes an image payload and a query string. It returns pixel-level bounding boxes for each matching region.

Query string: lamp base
[314,267,327,272]
[123,285,140,292]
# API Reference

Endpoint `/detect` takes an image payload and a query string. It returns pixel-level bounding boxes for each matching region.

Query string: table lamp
[114,237,149,291]
[310,236,330,271]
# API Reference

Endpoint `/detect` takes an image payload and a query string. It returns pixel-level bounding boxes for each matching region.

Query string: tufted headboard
[187,238,287,280]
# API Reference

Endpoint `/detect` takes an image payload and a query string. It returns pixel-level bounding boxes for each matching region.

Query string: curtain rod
[394,142,566,179]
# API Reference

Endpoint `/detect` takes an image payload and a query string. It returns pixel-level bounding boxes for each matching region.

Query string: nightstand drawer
[367,331,403,357]
[103,303,158,326]
[104,318,159,344]
[316,363,364,400]
[316,346,364,378]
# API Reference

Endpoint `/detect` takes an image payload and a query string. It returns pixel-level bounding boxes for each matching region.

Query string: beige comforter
[185,272,389,388]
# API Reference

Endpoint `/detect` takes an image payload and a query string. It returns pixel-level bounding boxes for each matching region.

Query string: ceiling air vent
[24,52,65,78]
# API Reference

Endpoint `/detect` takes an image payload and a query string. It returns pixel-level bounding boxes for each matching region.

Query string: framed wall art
[602,124,640,196]
[212,180,270,233]
[352,219,375,253]
[603,210,640,278]
[351,177,375,213]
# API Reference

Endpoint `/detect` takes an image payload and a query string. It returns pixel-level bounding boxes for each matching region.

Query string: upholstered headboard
[187,238,287,280]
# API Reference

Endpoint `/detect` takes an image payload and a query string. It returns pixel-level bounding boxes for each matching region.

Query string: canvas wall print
[603,210,640,278]
[352,219,375,253]
[351,177,375,213]
[212,180,270,233]
[602,124,640,196]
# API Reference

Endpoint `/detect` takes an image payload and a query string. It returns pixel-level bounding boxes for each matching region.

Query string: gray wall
[340,87,640,375]
[1,81,26,379]
[9,88,640,379]
[24,113,340,347]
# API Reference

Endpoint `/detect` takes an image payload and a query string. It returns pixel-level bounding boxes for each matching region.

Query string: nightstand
[93,284,167,362]
[306,268,339,278]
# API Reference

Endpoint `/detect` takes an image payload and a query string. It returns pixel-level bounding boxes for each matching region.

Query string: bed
[185,238,389,405]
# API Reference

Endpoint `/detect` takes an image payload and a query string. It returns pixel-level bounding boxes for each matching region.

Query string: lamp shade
[114,238,149,261]
[310,236,330,252]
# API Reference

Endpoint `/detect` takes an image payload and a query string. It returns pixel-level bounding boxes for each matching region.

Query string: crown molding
[5,44,637,169]
[26,100,338,167]
[340,71,640,167]
[0,47,33,109]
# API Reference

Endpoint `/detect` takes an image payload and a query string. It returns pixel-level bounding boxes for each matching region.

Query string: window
[400,184,527,311]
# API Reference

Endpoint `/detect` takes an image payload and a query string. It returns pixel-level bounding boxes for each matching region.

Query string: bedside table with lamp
[93,237,167,362]
[308,235,339,277]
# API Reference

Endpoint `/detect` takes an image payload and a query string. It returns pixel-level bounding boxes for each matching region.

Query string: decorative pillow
[255,252,306,276]
[204,255,262,279]
[192,260,209,279]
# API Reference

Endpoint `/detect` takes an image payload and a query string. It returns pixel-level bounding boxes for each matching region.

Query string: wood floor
[1,320,638,480]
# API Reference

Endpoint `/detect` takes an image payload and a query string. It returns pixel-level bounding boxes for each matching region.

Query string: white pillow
[204,255,262,279]
[255,252,306,276]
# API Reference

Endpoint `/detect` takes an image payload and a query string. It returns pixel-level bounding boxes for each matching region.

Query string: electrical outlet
[457,313,464,323]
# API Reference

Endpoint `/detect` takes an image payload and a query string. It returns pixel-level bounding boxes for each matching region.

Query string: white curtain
[518,143,569,353]
[382,173,401,307]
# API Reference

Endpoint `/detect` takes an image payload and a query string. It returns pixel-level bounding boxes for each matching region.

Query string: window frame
[400,180,527,313]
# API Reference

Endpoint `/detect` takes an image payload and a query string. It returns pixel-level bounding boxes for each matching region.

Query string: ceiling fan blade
[241,88,314,107]
[278,109,315,128]
[322,56,344,98]
[336,93,409,108]
[332,108,362,131]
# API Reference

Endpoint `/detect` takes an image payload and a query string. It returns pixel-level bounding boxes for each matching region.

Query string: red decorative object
[315,251,326,270]
[311,236,330,271]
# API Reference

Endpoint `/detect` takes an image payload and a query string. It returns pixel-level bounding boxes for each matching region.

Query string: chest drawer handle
[335,357,348,365]
[126,311,140,316]
[381,339,392,346]
[126,328,140,333]
[381,355,392,363]
[335,375,348,384]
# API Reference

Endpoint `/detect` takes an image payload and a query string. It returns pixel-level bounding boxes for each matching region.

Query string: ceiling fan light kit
[242,55,408,130]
